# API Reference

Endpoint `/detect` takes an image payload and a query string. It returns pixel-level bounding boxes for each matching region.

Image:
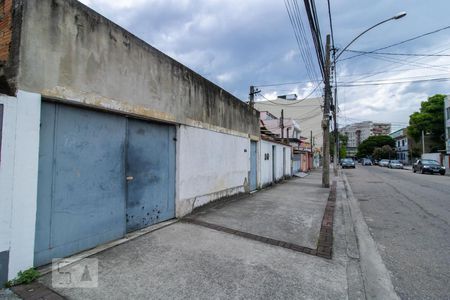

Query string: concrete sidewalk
[32,169,365,300]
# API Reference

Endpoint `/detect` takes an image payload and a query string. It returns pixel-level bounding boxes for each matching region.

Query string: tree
[330,132,348,159]
[356,135,395,158]
[407,94,445,152]
[372,145,396,160]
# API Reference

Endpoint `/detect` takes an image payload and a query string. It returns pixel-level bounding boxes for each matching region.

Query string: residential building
[254,97,323,152]
[389,128,412,164]
[260,111,312,172]
[341,121,391,156]
[0,0,262,283]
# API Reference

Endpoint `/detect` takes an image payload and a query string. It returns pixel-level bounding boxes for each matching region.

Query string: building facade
[389,128,412,164]
[341,121,391,156]
[254,97,323,152]
[0,0,263,283]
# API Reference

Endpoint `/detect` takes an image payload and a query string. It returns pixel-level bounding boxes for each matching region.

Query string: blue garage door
[249,141,257,191]
[34,103,175,266]
[126,119,175,232]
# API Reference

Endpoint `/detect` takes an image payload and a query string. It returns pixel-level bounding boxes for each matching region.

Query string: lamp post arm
[335,17,395,61]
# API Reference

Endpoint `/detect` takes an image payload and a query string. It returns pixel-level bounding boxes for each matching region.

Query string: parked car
[388,160,403,169]
[341,158,355,169]
[373,160,379,166]
[362,158,373,166]
[379,159,390,167]
[413,159,446,175]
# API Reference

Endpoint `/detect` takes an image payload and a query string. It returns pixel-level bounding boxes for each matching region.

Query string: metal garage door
[249,141,257,191]
[34,103,175,266]
[126,119,175,232]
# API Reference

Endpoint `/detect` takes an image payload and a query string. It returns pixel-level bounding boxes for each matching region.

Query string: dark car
[413,159,446,175]
[341,158,355,169]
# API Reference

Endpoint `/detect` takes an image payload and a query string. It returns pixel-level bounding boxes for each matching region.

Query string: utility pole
[422,130,425,154]
[249,86,255,107]
[310,130,313,170]
[322,34,331,188]
[280,109,284,141]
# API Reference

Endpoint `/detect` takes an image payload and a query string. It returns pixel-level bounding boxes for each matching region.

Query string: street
[344,165,450,299]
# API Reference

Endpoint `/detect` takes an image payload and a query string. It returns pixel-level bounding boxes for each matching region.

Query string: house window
[402,140,405,147]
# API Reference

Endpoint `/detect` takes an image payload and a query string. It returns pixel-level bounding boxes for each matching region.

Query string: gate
[35,103,175,266]
[249,141,257,191]
[125,119,175,232]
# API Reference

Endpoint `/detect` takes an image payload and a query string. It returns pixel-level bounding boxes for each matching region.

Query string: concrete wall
[0,91,41,282]
[177,125,250,217]
[259,140,292,188]
[4,0,259,138]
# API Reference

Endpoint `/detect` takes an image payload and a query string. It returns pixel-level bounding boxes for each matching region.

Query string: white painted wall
[0,91,41,280]
[259,140,292,187]
[0,95,17,256]
[260,140,274,187]
[177,125,250,217]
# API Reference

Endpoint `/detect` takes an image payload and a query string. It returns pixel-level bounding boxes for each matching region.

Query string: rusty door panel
[125,119,175,232]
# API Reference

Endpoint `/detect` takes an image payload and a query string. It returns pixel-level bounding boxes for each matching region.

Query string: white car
[388,160,404,169]
[379,159,390,167]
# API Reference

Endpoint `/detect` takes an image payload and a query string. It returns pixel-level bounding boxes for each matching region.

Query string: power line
[339,72,450,84]
[303,0,325,77]
[284,0,317,82]
[292,0,321,80]
[346,49,450,57]
[256,81,323,106]
[346,44,450,82]
[338,77,450,87]
[254,79,321,88]
[339,25,450,62]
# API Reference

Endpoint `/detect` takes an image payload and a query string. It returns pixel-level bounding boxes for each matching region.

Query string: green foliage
[330,132,348,159]
[4,268,40,288]
[356,135,395,158]
[407,94,445,151]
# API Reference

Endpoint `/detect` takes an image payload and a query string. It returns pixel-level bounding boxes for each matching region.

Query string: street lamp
[330,11,406,173]
[335,11,407,61]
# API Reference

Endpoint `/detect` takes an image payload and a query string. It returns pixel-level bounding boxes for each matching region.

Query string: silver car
[379,159,390,167]
[388,160,403,169]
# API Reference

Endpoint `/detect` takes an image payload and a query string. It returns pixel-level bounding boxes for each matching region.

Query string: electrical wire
[338,77,450,87]
[345,49,450,57]
[338,25,450,62]
[256,81,323,106]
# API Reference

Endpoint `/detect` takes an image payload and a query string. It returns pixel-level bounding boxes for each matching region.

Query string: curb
[342,171,399,300]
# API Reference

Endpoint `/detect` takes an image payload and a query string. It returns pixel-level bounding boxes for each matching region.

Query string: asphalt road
[344,165,450,300]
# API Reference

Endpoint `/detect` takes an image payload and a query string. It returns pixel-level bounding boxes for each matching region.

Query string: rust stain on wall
[0,0,13,62]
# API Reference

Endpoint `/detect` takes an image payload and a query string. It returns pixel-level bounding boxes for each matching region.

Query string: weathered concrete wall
[10,0,259,137]
[177,125,250,217]
[259,140,292,187]
[0,91,41,281]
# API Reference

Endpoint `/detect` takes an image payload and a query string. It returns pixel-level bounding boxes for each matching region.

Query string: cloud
[78,0,450,126]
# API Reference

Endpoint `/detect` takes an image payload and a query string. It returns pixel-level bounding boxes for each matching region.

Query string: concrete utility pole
[249,86,255,107]
[322,34,331,188]
[310,130,313,169]
[422,130,425,154]
[280,109,284,141]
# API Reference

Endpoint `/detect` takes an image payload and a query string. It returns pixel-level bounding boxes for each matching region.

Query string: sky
[78,0,450,132]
